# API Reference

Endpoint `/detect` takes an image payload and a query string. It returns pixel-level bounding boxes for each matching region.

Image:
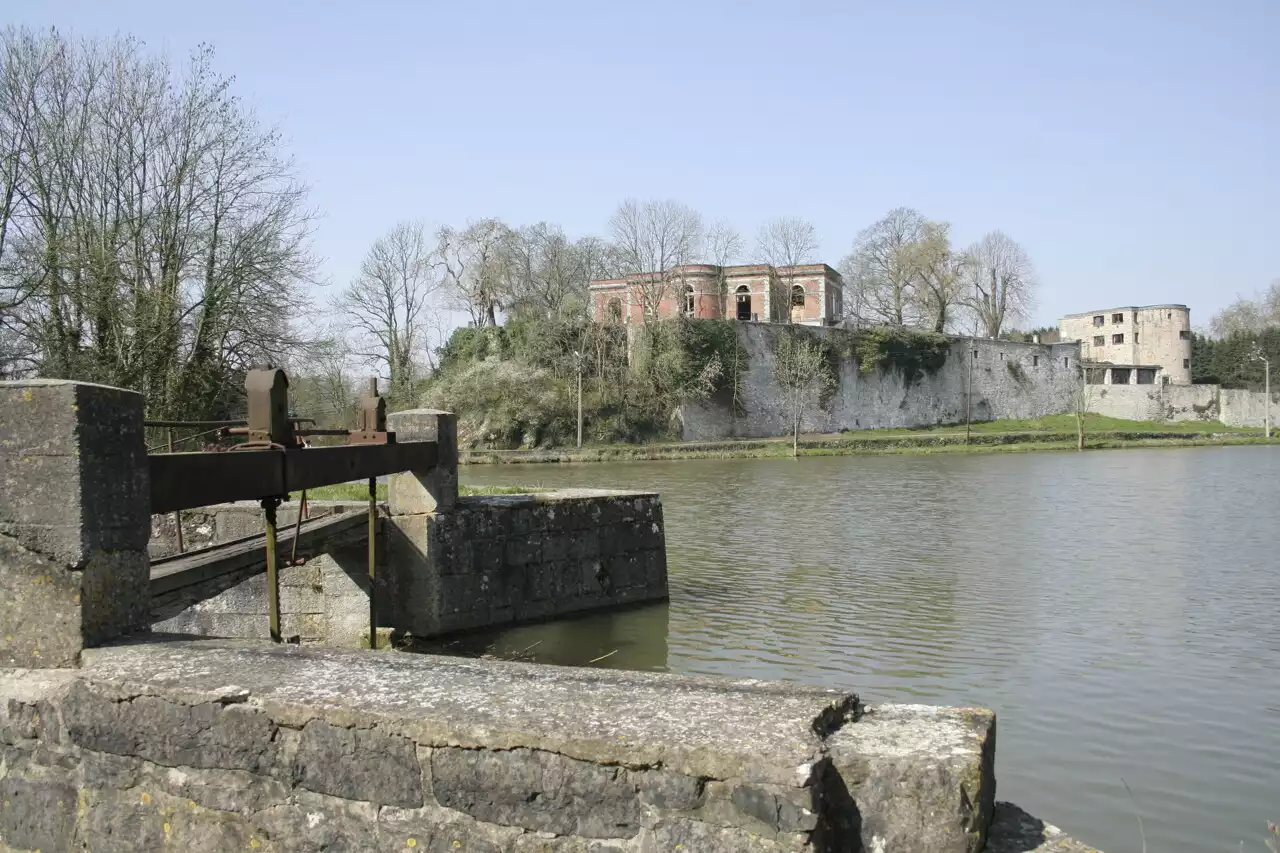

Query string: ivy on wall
[846,327,951,386]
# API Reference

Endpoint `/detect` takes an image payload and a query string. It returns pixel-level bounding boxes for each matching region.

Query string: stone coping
[459,488,659,508]
[67,639,852,786]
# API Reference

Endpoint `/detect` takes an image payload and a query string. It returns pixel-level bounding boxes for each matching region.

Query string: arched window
[607,298,623,323]
[683,284,695,315]
[790,284,806,307]
[735,285,751,321]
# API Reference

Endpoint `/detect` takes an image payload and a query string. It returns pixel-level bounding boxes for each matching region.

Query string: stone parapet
[0,641,1103,852]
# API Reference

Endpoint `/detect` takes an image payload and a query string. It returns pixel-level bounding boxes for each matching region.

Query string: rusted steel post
[367,476,377,649]
[168,427,185,553]
[262,497,282,643]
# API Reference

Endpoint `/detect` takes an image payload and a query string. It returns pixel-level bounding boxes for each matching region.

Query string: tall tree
[757,217,818,322]
[841,207,926,327]
[336,221,440,402]
[608,199,703,322]
[437,218,512,328]
[907,220,969,333]
[964,231,1037,338]
[502,223,605,319]
[0,27,317,417]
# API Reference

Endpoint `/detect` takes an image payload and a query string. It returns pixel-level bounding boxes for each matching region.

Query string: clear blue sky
[10,0,1279,330]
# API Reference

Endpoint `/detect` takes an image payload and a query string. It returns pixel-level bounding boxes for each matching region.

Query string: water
[449,447,1280,852]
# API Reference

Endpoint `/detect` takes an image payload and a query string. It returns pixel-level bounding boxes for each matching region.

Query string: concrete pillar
[0,380,151,667]
[387,409,457,514]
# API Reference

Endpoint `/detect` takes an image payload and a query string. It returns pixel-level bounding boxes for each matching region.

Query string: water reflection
[457,447,1280,853]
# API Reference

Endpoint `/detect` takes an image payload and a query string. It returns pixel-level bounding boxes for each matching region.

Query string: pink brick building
[589,264,844,326]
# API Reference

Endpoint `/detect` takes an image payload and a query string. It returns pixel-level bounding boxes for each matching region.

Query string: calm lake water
[450,446,1280,853]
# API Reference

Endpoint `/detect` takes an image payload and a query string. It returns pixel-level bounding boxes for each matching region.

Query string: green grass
[853,413,1255,437]
[290,482,538,501]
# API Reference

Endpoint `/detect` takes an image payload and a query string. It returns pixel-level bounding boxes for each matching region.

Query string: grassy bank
[459,415,1275,465]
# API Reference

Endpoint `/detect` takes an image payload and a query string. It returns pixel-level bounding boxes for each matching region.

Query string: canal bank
[459,415,1275,464]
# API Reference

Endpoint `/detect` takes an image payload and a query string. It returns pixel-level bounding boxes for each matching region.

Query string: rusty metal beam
[149,441,438,514]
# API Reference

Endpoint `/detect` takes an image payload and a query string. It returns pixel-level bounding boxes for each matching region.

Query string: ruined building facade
[1059,304,1193,385]
[589,264,844,326]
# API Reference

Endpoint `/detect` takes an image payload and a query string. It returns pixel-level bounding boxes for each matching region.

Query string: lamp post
[1255,345,1272,439]
[574,350,584,449]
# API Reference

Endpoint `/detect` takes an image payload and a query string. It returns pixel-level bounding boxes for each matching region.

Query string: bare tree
[906,220,969,333]
[608,199,703,322]
[1067,366,1097,451]
[964,231,1038,339]
[773,330,834,456]
[437,218,512,327]
[705,220,743,267]
[336,221,439,401]
[502,223,604,319]
[0,28,317,417]
[757,217,818,323]
[841,208,926,327]
[1211,280,1280,338]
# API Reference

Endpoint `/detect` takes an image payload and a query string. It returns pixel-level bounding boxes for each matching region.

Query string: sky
[8,0,1279,331]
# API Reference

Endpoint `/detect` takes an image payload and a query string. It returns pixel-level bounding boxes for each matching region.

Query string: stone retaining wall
[679,325,1081,440]
[1088,383,1279,427]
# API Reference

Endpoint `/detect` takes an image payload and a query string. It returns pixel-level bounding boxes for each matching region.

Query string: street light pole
[1264,353,1272,439]
[574,350,584,449]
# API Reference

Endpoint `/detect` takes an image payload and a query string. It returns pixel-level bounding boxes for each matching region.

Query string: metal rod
[367,476,377,650]
[290,489,306,566]
[262,497,282,643]
[145,419,247,428]
[168,428,185,553]
[965,339,974,444]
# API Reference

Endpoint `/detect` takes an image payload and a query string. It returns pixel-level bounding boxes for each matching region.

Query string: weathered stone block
[0,380,151,668]
[293,719,423,807]
[252,793,379,852]
[826,704,997,853]
[379,806,525,853]
[639,818,810,852]
[63,683,279,774]
[431,747,640,838]
[388,409,458,514]
[0,777,77,852]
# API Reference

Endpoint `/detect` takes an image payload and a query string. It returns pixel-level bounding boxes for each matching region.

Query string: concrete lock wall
[147,491,668,648]
[1089,383,1280,427]
[679,325,1082,440]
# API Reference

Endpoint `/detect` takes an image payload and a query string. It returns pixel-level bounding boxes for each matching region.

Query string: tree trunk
[1076,411,1084,451]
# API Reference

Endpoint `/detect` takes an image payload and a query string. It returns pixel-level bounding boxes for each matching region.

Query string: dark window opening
[1093,315,1105,327]
[735,285,751,321]
[1086,367,1107,384]
[791,284,805,307]
[1112,313,1124,324]
[1179,330,1191,340]
[1134,332,1139,344]
[607,298,623,323]
[1093,335,1105,347]
[1112,333,1125,344]
[972,349,979,359]
[1183,358,1190,369]
[1063,357,1069,368]
[683,284,695,315]
[1110,368,1131,384]
[1032,355,1039,367]
[1136,368,1156,385]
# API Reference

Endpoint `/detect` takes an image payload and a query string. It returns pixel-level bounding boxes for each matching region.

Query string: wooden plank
[150,511,368,595]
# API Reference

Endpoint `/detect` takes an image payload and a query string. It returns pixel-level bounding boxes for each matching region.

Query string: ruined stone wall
[384,489,667,640]
[1087,383,1279,427]
[680,325,1082,440]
